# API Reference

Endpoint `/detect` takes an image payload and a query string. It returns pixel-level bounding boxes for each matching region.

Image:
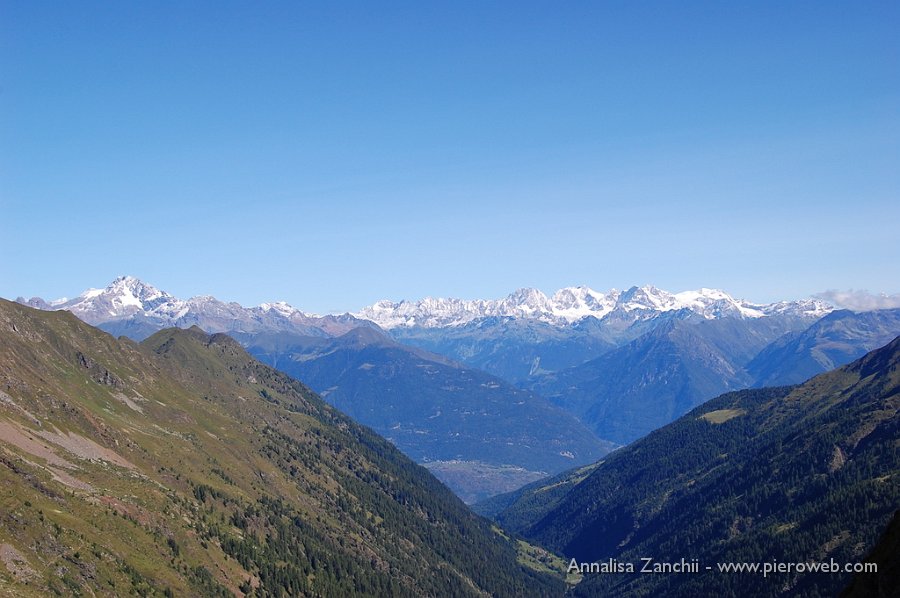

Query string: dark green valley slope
[841,509,900,598]
[494,336,900,597]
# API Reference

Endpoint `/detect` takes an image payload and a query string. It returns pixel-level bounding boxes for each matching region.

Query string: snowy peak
[354,285,834,329]
[503,287,550,307]
[355,296,489,329]
[22,276,369,339]
[549,286,618,320]
[105,276,172,308]
[618,285,675,311]
[50,275,179,323]
[258,301,302,318]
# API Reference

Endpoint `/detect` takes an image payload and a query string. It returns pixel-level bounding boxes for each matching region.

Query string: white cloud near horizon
[814,290,900,312]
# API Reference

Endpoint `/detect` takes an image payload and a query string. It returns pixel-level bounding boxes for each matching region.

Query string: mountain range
[355,285,831,329]
[16,277,900,499]
[358,286,831,386]
[17,278,616,502]
[360,287,899,444]
[748,308,900,387]
[20,277,831,341]
[5,278,899,596]
[527,314,819,443]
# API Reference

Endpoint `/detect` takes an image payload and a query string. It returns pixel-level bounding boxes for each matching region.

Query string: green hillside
[0,299,563,597]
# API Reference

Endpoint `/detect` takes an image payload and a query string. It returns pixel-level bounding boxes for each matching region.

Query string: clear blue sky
[2,1,898,313]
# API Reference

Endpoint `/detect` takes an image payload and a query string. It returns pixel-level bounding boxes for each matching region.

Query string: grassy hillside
[0,299,563,597]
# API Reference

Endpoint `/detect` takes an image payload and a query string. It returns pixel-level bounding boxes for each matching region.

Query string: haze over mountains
[16,277,900,499]
[528,314,826,443]
[748,308,900,387]
[238,327,614,503]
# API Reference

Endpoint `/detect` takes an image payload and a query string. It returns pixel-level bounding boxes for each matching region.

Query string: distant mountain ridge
[748,308,900,387]
[526,308,900,444]
[358,286,833,389]
[355,285,832,329]
[19,278,833,335]
[18,275,372,340]
[20,278,894,473]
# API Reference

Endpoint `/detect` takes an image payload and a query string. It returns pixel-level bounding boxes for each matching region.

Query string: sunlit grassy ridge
[0,299,563,597]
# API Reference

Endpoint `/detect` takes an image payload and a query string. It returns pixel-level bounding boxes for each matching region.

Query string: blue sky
[2,1,898,313]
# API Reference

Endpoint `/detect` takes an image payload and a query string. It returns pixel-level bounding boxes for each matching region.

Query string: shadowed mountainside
[488,336,900,597]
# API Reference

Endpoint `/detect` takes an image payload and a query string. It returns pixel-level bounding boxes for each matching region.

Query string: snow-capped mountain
[27,276,183,324]
[19,277,833,341]
[20,277,832,336]
[18,276,369,340]
[354,285,832,329]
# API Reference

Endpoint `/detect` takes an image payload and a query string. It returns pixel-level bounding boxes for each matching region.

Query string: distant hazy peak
[17,276,367,339]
